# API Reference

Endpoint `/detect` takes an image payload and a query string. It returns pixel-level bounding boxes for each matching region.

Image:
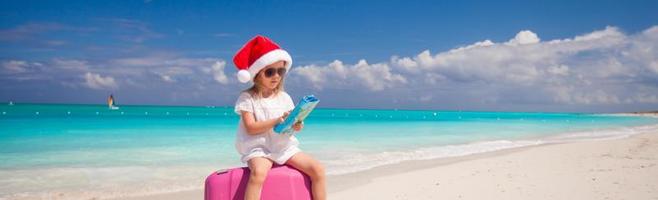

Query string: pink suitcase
[205,165,313,200]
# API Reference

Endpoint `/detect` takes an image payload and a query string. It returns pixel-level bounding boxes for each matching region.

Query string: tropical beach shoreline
[123,115,658,200]
[329,130,658,199]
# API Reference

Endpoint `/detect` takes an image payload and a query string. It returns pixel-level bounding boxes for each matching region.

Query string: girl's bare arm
[241,110,288,135]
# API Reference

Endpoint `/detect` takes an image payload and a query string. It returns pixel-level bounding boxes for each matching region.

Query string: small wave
[324,124,658,175]
[546,124,658,142]
[595,113,658,118]
[323,140,544,175]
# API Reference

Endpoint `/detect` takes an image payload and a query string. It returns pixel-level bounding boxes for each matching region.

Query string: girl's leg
[245,157,273,200]
[285,152,326,200]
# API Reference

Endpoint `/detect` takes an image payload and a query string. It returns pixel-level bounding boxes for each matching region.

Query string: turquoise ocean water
[1,103,657,199]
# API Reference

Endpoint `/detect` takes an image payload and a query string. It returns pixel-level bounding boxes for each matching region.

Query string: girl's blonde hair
[243,62,286,99]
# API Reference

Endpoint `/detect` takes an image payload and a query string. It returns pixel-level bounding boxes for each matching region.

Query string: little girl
[232,35,326,200]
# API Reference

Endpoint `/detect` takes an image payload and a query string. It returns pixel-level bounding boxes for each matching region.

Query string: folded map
[274,95,320,134]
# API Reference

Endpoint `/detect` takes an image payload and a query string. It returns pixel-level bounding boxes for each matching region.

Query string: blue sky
[1,0,658,112]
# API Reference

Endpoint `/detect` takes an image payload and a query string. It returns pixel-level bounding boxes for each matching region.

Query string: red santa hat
[233,35,292,83]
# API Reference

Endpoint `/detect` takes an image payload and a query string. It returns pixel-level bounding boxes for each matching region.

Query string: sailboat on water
[108,94,120,110]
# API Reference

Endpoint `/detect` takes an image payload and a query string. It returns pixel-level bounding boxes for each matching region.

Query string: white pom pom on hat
[233,35,292,83]
[237,70,251,83]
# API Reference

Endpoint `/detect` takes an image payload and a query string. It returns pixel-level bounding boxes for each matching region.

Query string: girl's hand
[293,121,304,132]
[279,111,290,124]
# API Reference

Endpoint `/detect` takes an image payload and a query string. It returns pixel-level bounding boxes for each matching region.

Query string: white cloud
[0,22,96,42]
[112,56,166,67]
[2,60,29,73]
[52,58,89,71]
[549,86,621,105]
[395,26,656,104]
[390,56,418,71]
[631,93,658,104]
[573,26,624,42]
[108,56,231,85]
[208,61,229,84]
[152,66,194,83]
[160,75,175,83]
[507,30,540,45]
[546,65,570,76]
[213,33,234,37]
[104,18,163,43]
[297,26,658,106]
[453,40,495,52]
[292,59,407,91]
[83,72,118,90]
[1,60,46,75]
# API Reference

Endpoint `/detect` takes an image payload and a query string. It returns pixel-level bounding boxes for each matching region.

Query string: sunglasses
[263,67,287,78]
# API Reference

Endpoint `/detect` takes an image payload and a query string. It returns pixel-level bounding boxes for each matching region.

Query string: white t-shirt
[234,91,301,164]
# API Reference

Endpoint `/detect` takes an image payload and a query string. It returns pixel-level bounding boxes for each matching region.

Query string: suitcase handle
[215,169,230,175]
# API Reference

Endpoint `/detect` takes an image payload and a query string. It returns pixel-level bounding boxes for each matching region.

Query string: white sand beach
[126,126,658,200]
[329,131,658,200]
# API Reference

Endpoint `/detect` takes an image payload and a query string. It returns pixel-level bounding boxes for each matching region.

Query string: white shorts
[241,146,301,165]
